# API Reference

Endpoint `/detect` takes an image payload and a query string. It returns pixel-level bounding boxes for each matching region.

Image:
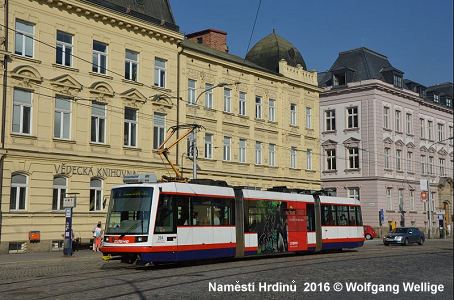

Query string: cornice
[34,0,183,44]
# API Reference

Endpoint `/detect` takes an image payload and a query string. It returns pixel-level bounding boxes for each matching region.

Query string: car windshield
[106,186,153,235]
[391,228,409,233]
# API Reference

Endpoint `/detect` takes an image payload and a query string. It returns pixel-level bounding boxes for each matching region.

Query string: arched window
[10,174,27,210]
[90,178,103,211]
[52,176,67,211]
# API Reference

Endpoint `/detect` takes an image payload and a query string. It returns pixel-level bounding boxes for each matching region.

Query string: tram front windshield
[106,186,153,235]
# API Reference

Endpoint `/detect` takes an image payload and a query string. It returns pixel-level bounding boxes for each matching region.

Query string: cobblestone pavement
[0,239,452,300]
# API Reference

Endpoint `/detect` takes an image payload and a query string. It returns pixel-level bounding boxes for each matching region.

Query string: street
[0,239,452,300]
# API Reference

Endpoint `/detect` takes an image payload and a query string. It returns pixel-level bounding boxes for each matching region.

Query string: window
[386,188,393,210]
[428,156,434,175]
[421,155,426,174]
[154,58,166,88]
[337,205,349,225]
[383,106,390,129]
[407,151,413,172]
[347,107,358,129]
[205,84,213,109]
[12,89,32,134]
[439,158,445,176]
[223,88,231,112]
[239,139,246,163]
[326,149,336,170]
[348,147,359,169]
[153,113,166,149]
[92,41,107,74]
[384,148,391,169]
[56,31,73,67]
[124,107,137,147]
[15,20,34,57]
[306,149,313,170]
[393,74,403,88]
[395,110,401,132]
[154,195,174,232]
[90,103,106,143]
[348,188,360,200]
[305,107,312,129]
[223,136,231,161]
[396,149,402,171]
[447,98,452,107]
[333,73,346,86]
[398,189,404,211]
[255,142,262,165]
[125,50,138,81]
[410,190,415,211]
[406,113,412,134]
[427,120,433,140]
[188,79,196,105]
[449,126,453,146]
[268,144,276,166]
[325,109,336,131]
[239,92,246,116]
[255,96,262,119]
[290,147,297,169]
[290,103,297,126]
[321,205,337,226]
[54,97,71,139]
[204,133,213,159]
[268,99,275,122]
[10,174,27,211]
[433,94,439,102]
[437,123,444,142]
[52,176,66,211]
[89,179,103,211]
[420,118,425,139]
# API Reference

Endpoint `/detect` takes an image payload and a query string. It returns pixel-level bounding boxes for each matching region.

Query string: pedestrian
[93,221,103,252]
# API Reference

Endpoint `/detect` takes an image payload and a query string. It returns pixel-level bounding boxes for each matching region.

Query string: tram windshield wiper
[119,220,143,238]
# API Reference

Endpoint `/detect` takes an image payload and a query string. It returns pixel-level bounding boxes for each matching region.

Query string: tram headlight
[135,236,148,243]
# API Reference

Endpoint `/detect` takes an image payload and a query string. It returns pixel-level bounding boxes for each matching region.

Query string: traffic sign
[63,197,76,208]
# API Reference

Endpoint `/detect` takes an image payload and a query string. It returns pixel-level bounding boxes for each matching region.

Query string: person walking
[92,221,103,252]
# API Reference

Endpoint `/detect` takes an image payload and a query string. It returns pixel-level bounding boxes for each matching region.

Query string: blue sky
[171,0,453,86]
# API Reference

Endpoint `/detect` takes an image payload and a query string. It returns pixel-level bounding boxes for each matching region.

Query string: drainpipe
[176,42,183,166]
[0,0,10,242]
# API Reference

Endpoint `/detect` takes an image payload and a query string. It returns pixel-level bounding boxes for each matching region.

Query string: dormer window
[446,98,452,107]
[433,94,439,102]
[197,37,203,44]
[393,74,403,88]
[333,73,346,86]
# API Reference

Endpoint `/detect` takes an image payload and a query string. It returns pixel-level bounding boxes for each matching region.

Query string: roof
[182,39,277,74]
[425,82,453,98]
[83,0,178,31]
[245,31,307,72]
[319,47,401,87]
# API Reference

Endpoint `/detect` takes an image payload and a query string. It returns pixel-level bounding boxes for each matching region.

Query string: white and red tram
[101,176,364,264]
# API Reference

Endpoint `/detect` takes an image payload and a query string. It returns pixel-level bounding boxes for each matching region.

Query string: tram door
[154,194,177,261]
[286,201,308,251]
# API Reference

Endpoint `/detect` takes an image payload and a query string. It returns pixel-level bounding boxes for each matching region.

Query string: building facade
[318,47,454,236]
[0,1,320,252]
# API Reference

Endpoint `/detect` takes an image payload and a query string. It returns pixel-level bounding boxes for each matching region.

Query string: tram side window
[175,196,190,226]
[348,206,357,225]
[321,205,337,226]
[245,201,262,232]
[306,204,315,231]
[336,205,349,226]
[154,195,175,233]
[191,197,212,226]
[212,198,234,225]
[356,206,363,226]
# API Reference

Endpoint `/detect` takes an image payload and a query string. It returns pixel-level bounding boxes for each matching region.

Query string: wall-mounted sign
[54,164,137,178]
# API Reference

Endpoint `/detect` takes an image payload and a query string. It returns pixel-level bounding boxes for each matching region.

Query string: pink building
[318,48,453,236]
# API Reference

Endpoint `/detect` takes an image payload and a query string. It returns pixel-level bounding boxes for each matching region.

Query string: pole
[192,131,197,179]
[63,207,73,256]
[428,185,432,239]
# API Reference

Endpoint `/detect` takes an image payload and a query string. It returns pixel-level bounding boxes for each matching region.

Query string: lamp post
[191,82,239,179]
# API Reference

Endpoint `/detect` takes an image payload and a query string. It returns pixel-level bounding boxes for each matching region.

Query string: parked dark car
[383,227,425,246]
[364,225,377,240]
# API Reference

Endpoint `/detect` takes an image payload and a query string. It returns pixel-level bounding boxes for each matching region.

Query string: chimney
[186,29,228,53]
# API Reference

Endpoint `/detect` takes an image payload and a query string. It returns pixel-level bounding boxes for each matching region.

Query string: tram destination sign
[54,163,137,178]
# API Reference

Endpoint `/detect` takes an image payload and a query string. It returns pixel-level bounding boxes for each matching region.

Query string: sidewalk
[0,249,103,265]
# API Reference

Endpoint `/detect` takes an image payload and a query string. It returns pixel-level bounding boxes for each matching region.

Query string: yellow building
[0,0,320,252]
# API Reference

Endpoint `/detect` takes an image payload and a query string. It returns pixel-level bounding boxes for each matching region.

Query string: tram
[101,174,364,264]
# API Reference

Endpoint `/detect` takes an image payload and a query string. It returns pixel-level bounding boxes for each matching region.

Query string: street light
[191,81,240,179]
